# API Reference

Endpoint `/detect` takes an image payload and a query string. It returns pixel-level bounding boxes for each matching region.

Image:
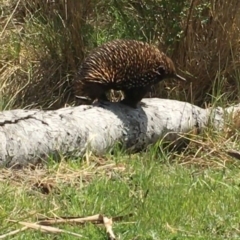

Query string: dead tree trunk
[0,98,238,167]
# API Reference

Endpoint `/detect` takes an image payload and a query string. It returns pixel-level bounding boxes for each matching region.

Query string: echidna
[74,39,186,108]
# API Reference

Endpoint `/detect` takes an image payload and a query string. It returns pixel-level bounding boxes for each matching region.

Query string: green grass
[1,141,240,239]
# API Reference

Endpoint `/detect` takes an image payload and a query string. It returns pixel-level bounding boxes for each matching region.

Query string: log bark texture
[0,98,238,167]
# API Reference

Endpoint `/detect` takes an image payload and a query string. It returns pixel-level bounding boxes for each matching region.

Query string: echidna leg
[83,82,109,103]
[121,86,151,108]
[97,92,109,102]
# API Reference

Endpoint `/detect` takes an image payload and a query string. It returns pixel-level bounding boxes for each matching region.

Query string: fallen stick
[0,98,238,167]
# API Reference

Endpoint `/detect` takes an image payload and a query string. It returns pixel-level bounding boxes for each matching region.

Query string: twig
[9,220,84,238]
[0,226,28,239]
[103,216,116,240]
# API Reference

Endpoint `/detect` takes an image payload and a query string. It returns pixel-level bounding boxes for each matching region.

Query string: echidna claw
[92,99,110,107]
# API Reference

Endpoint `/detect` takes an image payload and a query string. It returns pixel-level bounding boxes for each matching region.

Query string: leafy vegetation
[0,0,240,239]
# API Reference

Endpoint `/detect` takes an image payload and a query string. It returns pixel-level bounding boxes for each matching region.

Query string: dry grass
[0,0,239,109]
[176,132,240,169]
[0,0,91,109]
[0,157,128,193]
[173,0,240,105]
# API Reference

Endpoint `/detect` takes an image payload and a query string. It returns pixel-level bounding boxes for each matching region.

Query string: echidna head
[165,57,186,82]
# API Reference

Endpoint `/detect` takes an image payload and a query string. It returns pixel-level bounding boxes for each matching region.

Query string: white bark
[0,98,238,167]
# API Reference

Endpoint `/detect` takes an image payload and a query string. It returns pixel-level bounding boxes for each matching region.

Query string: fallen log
[0,98,238,167]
